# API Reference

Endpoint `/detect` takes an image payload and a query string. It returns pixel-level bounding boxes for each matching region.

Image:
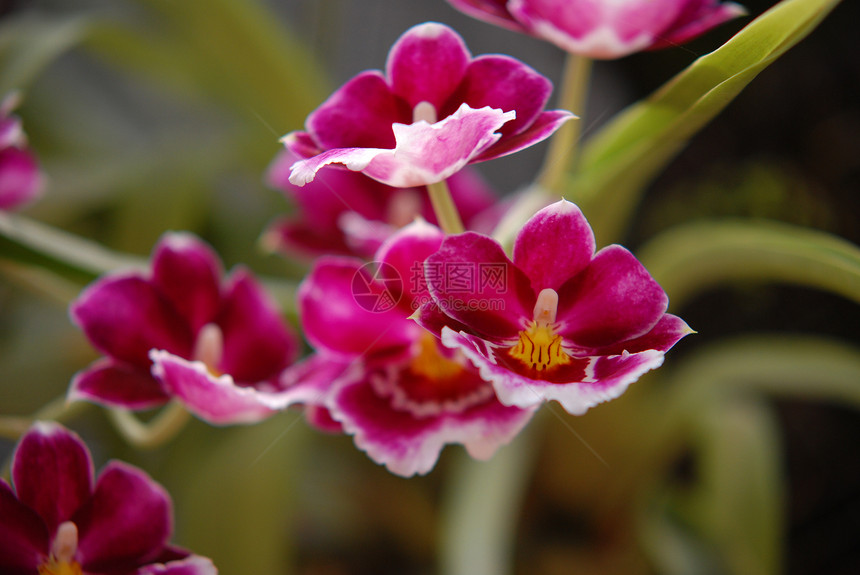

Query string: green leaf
[635,219,860,309]
[572,0,843,244]
[0,212,145,286]
[668,335,860,408]
[0,13,89,95]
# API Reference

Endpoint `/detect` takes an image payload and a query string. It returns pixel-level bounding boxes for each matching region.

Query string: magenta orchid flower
[446,0,746,59]
[0,422,217,575]
[0,93,44,211]
[284,22,573,188]
[284,219,535,476]
[69,232,299,425]
[415,200,692,415]
[264,149,503,258]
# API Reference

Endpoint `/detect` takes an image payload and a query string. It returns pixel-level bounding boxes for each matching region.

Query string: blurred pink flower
[284,22,572,187]
[0,422,217,575]
[447,0,746,58]
[69,233,299,424]
[284,220,535,476]
[265,150,503,258]
[0,93,44,211]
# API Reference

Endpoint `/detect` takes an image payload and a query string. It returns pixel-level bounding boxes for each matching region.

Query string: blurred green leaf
[636,219,860,309]
[689,399,783,575]
[167,416,310,574]
[636,334,860,574]
[440,425,539,575]
[667,335,860,408]
[0,12,89,95]
[572,0,843,244]
[0,211,145,285]
[643,399,783,575]
[85,0,328,134]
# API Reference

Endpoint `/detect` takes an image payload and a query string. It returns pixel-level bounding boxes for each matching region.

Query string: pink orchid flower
[447,0,746,59]
[284,22,572,187]
[265,149,503,258]
[416,199,693,415]
[284,219,535,476]
[0,422,217,575]
[69,233,299,425]
[0,93,44,211]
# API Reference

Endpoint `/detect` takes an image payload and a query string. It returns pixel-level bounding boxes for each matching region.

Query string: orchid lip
[508,288,572,373]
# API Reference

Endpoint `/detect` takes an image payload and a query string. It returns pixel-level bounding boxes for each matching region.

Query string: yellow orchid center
[38,522,82,575]
[410,331,463,381]
[507,288,571,373]
[38,559,82,575]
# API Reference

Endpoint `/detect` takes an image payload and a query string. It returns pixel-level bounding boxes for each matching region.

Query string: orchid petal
[298,257,417,357]
[513,199,595,292]
[305,70,409,150]
[151,234,222,333]
[655,1,747,48]
[441,327,664,414]
[557,245,668,348]
[445,0,524,31]
[386,22,471,110]
[69,359,170,410]
[216,270,298,383]
[426,232,534,340]
[452,54,552,137]
[376,219,444,307]
[12,422,94,533]
[70,275,194,366]
[290,105,515,188]
[136,555,218,575]
[0,146,43,211]
[150,352,279,425]
[75,462,172,570]
[329,375,534,477]
[589,313,694,356]
[474,109,574,162]
[0,480,49,572]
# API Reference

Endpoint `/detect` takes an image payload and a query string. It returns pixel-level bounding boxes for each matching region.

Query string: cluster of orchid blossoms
[61,15,723,480]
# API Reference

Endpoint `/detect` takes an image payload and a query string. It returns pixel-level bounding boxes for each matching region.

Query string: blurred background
[1,0,858,574]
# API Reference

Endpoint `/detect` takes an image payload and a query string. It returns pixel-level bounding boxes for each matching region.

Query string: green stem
[427,179,465,235]
[492,53,593,251]
[108,401,192,449]
[440,420,540,575]
[0,395,91,441]
[537,52,592,195]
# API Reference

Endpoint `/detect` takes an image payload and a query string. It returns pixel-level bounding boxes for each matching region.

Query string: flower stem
[427,179,465,235]
[440,420,540,575]
[108,401,191,449]
[537,52,592,195]
[0,396,91,441]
